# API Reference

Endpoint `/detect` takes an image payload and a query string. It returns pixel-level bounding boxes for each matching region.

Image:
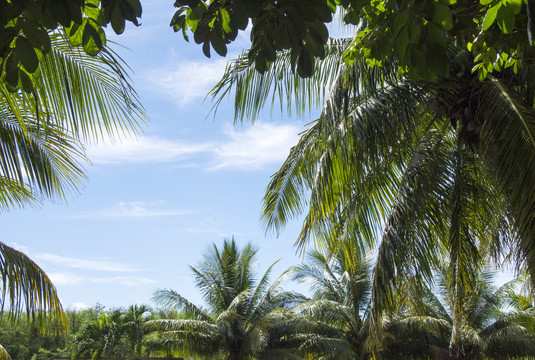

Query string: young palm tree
[383,267,535,360]
[123,304,151,359]
[146,238,306,360]
[73,310,126,360]
[291,248,373,360]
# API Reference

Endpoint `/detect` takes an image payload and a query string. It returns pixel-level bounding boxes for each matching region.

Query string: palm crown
[146,238,305,360]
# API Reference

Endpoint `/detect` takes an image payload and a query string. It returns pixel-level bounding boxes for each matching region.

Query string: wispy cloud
[71,302,90,311]
[48,272,155,287]
[65,201,191,219]
[34,254,136,272]
[86,122,301,170]
[210,123,300,170]
[86,136,214,164]
[10,244,156,289]
[146,58,229,106]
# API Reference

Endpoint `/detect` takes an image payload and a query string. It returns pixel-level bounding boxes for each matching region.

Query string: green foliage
[171,0,335,77]
[175,0,535,80]
[0,314,66,360]
[72,304,151,360]
[0,0,142,93]
[0,34,145,209]
[147,238,306,360]
[291,249,374,359]
[211,33,535,357]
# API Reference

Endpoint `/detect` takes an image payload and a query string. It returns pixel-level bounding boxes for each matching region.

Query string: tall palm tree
[209,35,532,341]
[146,238,306,360]
[291,248,373,359]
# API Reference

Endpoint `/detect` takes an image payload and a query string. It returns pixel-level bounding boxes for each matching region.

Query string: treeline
[1,239,534,360]
[0,304,184,360]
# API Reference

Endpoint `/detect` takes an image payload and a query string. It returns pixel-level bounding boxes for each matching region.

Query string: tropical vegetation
[145,238,307,360]
[0,239,530,360]
[291,248,374,359]
[172,0,535,81]
[0,2,146,358]
[202,3,535,357]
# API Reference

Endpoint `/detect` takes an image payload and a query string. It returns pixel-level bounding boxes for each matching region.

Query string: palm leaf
[0,242,66,332]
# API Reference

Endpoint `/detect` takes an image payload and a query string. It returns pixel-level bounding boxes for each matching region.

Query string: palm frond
[151,289,211,322]
[209,38,351,123]
[0,242,66,332]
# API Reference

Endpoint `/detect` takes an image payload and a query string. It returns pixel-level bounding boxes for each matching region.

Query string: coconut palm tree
[291,248,373,359]
[210,34,532,345]
[146,238,306,360]
[383,266,535,360]
[123,304,151,359]
[73,309,126,360]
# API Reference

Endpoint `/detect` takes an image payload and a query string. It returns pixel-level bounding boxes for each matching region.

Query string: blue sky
[2,1,315,310]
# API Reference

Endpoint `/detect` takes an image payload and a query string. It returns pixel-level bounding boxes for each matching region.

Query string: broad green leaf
[67,21,85,46]
[297,48,314,78]
[219,8,231,33]
[505,0,522,14]
[211,36,227,56]
[202,40,211,57]
[232,1,248,30]
[126,0,142,17]
[19,69,34,93]
[190,4,206,21]
[426,22,448,48]
[496,4,515,34]
[5,52,20,88]
[393,9,411,38]
[482,3,501,31]
[110,2,126,34]
[23,21,51,54]
[84,0,105,24]
[395,27,410,59]
[434,3,453,30]
[82,21,105,55]
[15,36,39,73]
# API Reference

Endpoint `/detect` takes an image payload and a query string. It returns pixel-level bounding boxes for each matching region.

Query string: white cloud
[9,242,30,254]
[67,201,190,219]
[210,123,300,170]
[49,272,155,287]
[146,58,229,106]
[85,122,301,171]
[71,302,90,311]
[86,136,214,164]
[92,276,156,286]
[35,254,135,272]
[48,272,85,286]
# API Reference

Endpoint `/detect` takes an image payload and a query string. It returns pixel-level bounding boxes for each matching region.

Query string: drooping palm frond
[474,77,535,287]
[0,345,9,360]
[151,289,211,322]
[209,38,352,123]
[0,89,86,206]
[0,242,65,332]
[0,32,146,208]
[9,33,145,142]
